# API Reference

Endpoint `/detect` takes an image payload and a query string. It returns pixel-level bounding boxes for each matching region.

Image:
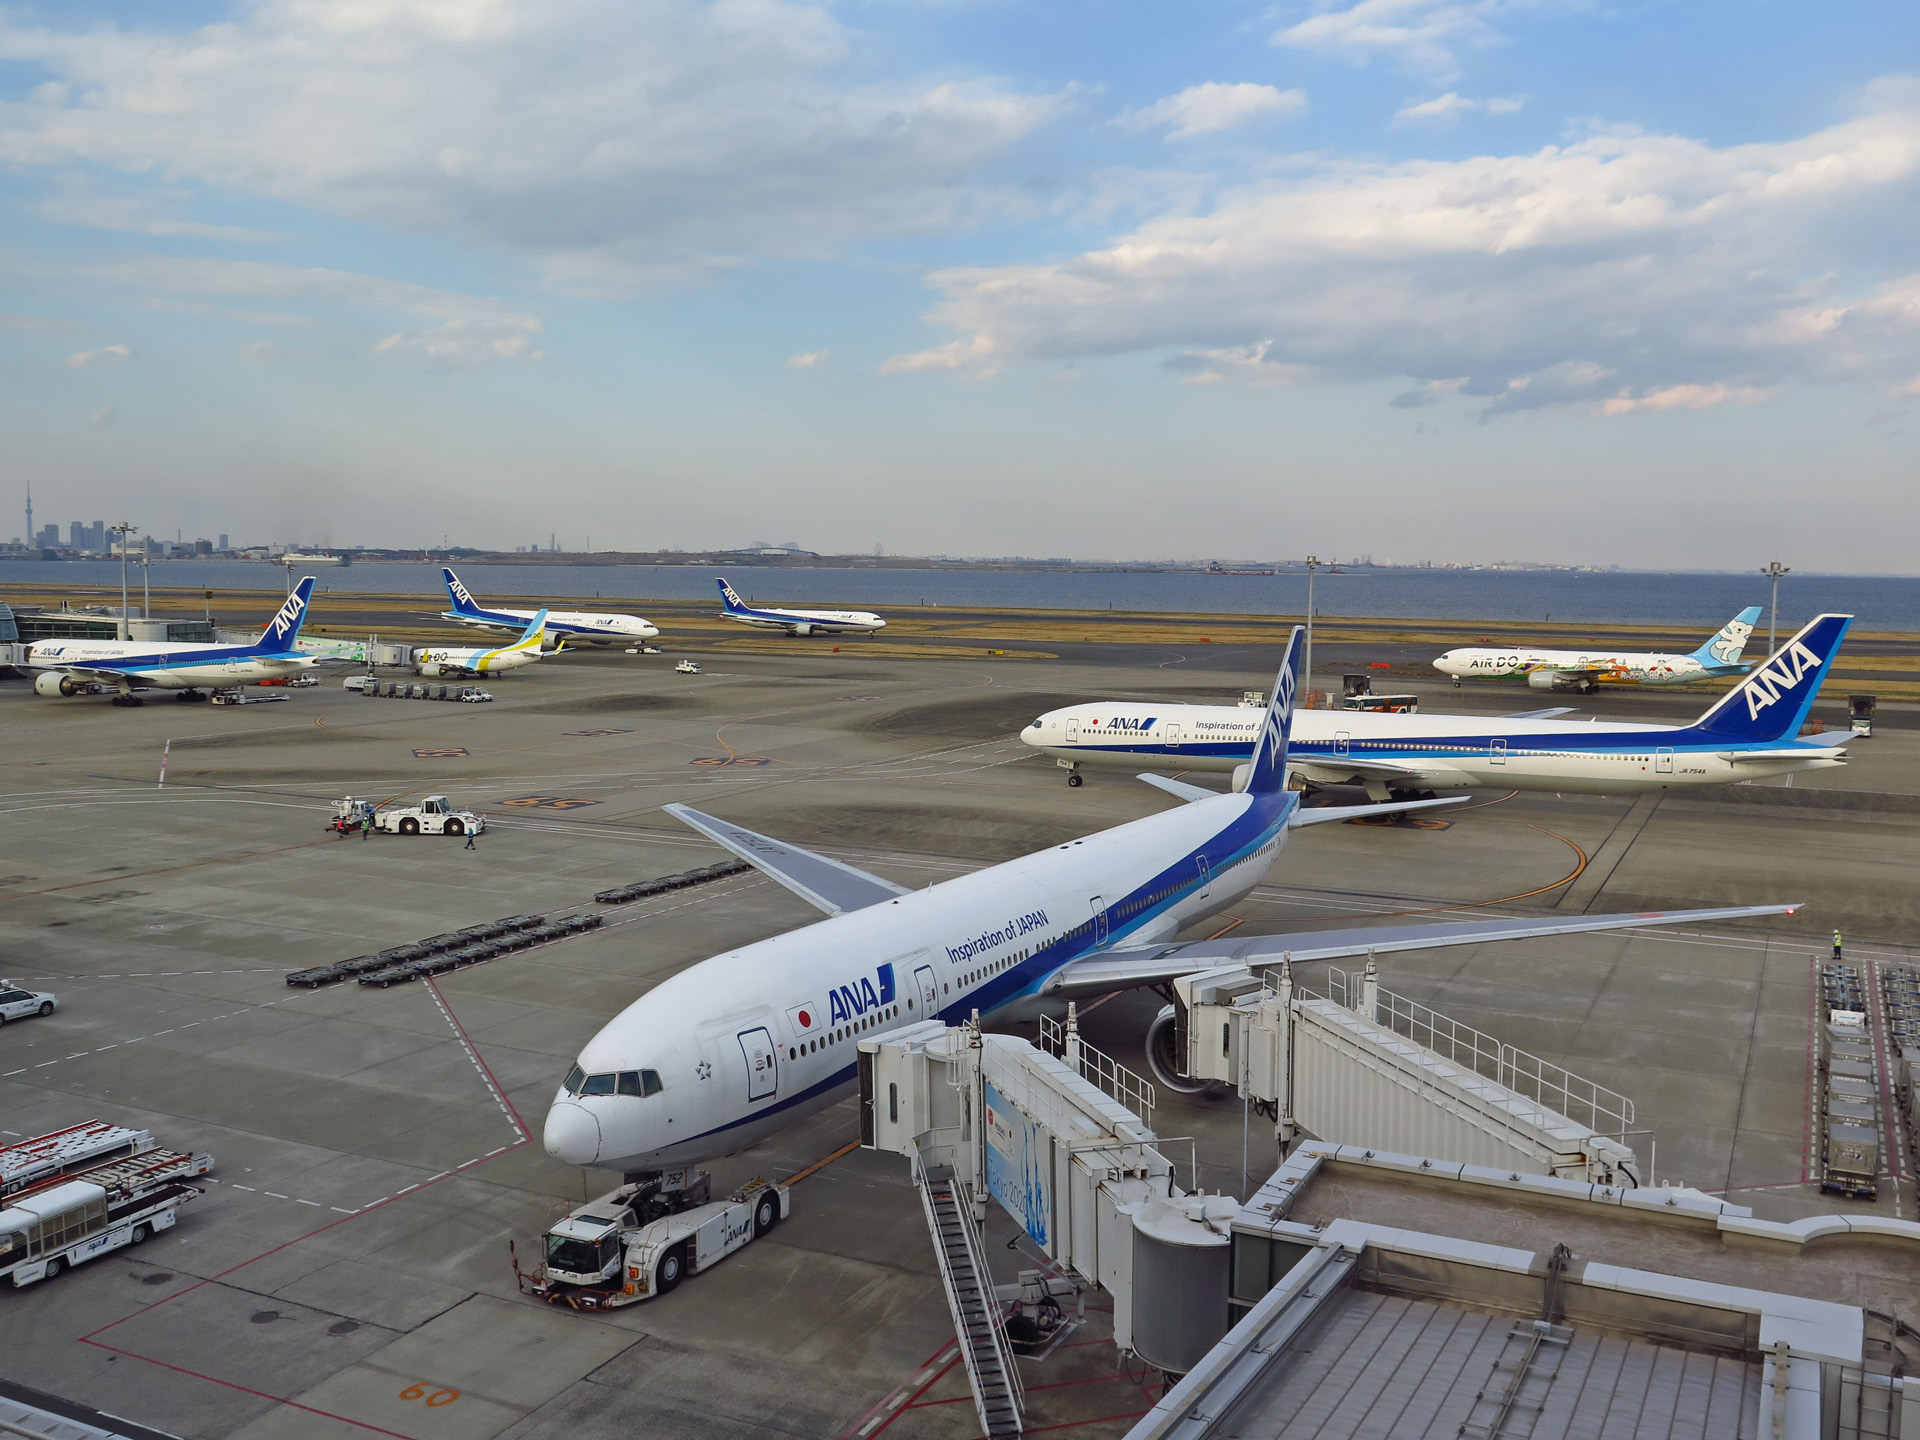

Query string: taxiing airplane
[543,627,1797,1176]
[27,578,319,705]
[1432,606,1763,691]
[416,610,550,677]
[440,568,658,648]
[714,577,884,637]
[1022,614,1852,799]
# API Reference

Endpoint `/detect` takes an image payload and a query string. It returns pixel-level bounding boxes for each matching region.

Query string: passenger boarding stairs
[914,1155,1024,1437]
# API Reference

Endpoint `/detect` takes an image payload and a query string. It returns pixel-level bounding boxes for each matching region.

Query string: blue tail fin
[443,567,485,616]
[514,609,549,647]
[1690,614,1851,742]
[1242,626,1306,793]
[1689,606,1762,670]
[716,577,749,613]
[248,577,316,655]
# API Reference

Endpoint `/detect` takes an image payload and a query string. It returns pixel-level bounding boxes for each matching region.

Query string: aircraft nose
[543,1100,602,1165]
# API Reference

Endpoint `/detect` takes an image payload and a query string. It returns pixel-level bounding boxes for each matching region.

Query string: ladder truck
[0,1121,213,1288]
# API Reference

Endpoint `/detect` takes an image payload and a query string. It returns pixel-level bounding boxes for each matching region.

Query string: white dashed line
[231,1185,256,1191]
[395,1184,419,1195]
[264,1192,288,1199]
[295,1199,321,1207]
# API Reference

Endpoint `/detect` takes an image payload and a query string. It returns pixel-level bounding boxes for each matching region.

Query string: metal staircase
[914,1154,1024,1437]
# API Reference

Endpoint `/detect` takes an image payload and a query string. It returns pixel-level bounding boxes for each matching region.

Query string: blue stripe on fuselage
[1068,725,1815,764]
[52,647,306,673]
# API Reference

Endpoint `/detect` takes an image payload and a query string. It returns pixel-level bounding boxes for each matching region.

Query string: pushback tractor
[511,1169,789,1310]
[0,1121,212,1288]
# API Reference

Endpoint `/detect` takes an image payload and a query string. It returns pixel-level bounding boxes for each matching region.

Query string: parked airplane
[26,578,318,705]
[416,611,550,677]
[543,627,1797,1176]
[714,577,884,636]
[1021,614,1852,799]
[1432,606,1763,691]
[440,568,658,648]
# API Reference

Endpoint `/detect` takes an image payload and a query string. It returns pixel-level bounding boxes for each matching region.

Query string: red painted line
[75,981,532,1439]
[907,1371,1152,1409]
[424,975,532,1137]
[839,1342,961,1440]
[963,1409,1150,1439]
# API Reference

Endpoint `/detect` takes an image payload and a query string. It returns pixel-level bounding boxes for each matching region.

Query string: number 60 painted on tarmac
[398,1383,460,1406]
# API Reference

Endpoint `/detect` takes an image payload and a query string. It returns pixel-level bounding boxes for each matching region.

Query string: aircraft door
[737,1026,777,1102]
[1655,748,1674,774]
[913,964,940,1017]
[1066,718,1080,743]
[1489,738,1508,766]
[1334,731,1350,757]
[1164,723,1182,750]
[1090,896,1108,946]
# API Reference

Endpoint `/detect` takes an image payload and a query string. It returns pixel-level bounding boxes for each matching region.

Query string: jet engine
[418,662,463,678]
[1527,670,1599,693]
[1144,1004,1215,1095]
[791,623,814,637]
[34,672,84,697]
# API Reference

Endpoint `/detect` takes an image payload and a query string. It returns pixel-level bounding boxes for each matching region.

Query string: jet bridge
[1169,957,1640,1185]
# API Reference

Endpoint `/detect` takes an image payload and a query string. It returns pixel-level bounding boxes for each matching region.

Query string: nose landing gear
[1067,773,1083,787]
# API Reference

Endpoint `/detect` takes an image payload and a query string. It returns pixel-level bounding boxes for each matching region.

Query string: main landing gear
[174,690,210,703]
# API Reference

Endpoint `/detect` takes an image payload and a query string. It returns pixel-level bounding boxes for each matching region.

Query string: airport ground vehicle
[0,985,57,1023]
[330,795,487,836]
[513,1171,789,1310]
[675,660,702,674]
[0,1121,211,1288]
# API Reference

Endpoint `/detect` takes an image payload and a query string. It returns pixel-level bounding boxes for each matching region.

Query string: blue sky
[2,0,1916,567]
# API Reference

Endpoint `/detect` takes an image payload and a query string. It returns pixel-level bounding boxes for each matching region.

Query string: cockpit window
[563,1065,586,1094]
[617,1070,664,1097]
[580,1073,616,1096]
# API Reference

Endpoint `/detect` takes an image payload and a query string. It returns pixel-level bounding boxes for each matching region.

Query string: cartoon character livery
[543,626,1798,1176]
[713,577,885,636]
[1023,613,1854,799]
[1432,606,1764,691]
[440,567,658,648]
[27,578,319,705]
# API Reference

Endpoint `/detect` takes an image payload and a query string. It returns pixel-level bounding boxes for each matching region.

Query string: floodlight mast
[1761,560,1790,652]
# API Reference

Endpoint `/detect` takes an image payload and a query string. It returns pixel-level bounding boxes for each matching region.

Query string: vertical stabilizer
[1689,614,1851,742]
[443,567,486,616]
[1690,605,1763,670]
[1241,626,1306,793]
[247,577,316,655]
[511,609,550,650]
[716,577,750,614]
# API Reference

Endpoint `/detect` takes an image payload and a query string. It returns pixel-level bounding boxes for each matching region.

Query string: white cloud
[1118,83,1307,141]
[0,0,1060,289]
[785,349,831,368]
[1273,0,1542,78]
[65,344,132,367]
[1392,91,1523,125]
[89,406,115,424]
[1595,383,1778,417]
[880,335,996,376]
[1165,341,1316,387]
[374,318,544,367]
[36,191,281,242]
[883,82,1920,415]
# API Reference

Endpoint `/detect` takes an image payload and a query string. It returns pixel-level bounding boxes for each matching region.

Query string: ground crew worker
[361,814,372,841]
[1833,929,1844,960]
[464,830,476,851]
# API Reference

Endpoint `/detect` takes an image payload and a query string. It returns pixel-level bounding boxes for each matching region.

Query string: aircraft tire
[1067,773,1083,788]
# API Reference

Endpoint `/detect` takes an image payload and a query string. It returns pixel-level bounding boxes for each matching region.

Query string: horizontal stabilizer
[1502,706,1576,720]
[662,803,910,916]
[1137,774,1219,804]
[1042,903,1800,998]
[1288,795,1467,828]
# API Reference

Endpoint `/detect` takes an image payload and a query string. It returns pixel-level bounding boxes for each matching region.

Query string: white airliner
[1022,614,1853,799]
[543,628,1797,1177]
[416,611,550,677]
[440,568,658,648]
[714,577,884,636]
[26,578,318,705]
[1433,606,1763,691]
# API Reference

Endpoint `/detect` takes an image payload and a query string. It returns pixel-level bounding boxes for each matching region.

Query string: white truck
[513,1170,788,1310]
[0,1121,212,1288]
[330,795,486,837]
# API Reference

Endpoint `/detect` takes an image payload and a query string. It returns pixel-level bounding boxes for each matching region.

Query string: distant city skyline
[2,0,1915,570]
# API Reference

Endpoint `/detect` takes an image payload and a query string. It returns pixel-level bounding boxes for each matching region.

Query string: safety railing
[1037,1011,1155,1134]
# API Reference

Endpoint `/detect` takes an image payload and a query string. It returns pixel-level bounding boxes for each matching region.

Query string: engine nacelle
[417,663,447,678]
[1527,670,1597,693]
[34,672,84,697]
[1144,1004,1215,1095]
[792,623,814,637]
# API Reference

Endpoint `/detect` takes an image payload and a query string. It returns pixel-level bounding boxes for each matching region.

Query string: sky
[1,0,1917,567]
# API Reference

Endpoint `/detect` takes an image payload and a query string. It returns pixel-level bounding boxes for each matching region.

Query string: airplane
[714,577,885,637]
[415,610,551,677]
[26,578,319,706]
[440,568,658,648]
[1432,606,1763,691]
[1020,614,1853,799]
[542,626,1799,1178]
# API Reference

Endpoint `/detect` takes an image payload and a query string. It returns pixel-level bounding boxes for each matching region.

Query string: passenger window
[581,1073,616,1096]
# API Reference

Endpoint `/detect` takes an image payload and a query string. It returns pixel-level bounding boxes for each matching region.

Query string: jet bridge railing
[1038,1008,1156,1133]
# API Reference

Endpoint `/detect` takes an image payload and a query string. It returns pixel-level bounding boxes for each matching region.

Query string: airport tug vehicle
[512,1169,789,1309]
[0,1121,212,1288]
[330,795,486,837]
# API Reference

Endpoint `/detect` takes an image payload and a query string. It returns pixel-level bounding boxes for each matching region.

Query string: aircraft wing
[662,803,911,916]
[1289,756,1428,782]
[1502,706,1576,720]
[37,663,140,682]
[1524,664,1609,678]
[1040,903,1799,998]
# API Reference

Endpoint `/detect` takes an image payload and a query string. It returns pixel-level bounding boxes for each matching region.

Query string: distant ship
[277,551,351,568]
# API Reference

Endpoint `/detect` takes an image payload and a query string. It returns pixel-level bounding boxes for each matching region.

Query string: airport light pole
[139,556,152,619]
[1761,560,1789,653]
[1302,555,1322,706]
[111,523,136,640]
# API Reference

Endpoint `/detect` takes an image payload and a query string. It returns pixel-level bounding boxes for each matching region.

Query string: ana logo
[1742,640,1821,719]
[266,590,306,642]
[1103,716,1156,731]
[1709,619,1753,666]
[826,963,897,1025]
[448,573,475,605]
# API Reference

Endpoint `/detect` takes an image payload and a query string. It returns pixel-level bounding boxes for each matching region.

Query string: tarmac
[1,638,1917,1440]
